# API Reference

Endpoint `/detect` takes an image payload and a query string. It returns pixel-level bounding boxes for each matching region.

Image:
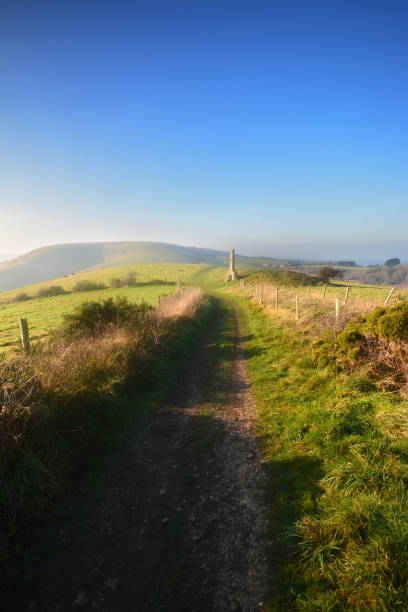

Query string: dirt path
[7,300,269,611]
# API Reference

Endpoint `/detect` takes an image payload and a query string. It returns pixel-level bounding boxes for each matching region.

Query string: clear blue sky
[1,0,407,262]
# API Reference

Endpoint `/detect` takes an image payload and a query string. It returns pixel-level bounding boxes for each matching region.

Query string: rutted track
[7,298,269,611]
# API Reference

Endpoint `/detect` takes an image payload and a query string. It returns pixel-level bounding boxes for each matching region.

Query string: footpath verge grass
[0,288,212,578]
[228,293,408,611]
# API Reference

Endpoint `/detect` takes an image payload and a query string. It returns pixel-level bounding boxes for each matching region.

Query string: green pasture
[0,263,213,350]
[232,295,408,609]
[0,262,209,302]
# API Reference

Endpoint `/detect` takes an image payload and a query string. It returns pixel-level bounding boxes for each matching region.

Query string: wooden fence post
[19,317,30,353]
[335,298,339,319]
[259,285,263,304]
[384,287,395,306]
[323,284,327,300]
[275,286,279,309]
[295,295,299,320]
[345,286,349,304]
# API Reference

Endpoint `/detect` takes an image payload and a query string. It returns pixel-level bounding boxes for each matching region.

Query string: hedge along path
[6,297,269,611]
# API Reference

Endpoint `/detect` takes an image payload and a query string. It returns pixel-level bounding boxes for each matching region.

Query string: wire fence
[234,281,407,332]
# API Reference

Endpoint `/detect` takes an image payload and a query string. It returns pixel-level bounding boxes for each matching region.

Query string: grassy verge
[0,290,214,577]
[230,295,408,611]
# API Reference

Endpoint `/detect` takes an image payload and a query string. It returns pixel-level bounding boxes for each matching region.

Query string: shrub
[365,306,386,334]
[337,327,364,349]
[377,309,408,341]
[62,297,152,338]
[124,271,137,286]
[312,335,336,369]
[385,257,400,267]
[73,279,107,292]
[9,292,30,303]
[363,303,408,341]
[317,266,343,282]
[313,301,408,391]
[110,277,122,289]
[35,285,67,298]
[147,278,176,286]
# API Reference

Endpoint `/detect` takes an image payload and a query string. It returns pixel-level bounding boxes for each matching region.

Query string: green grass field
[2,262,406,351]
[225,289,408,609]
[0,263,212,350]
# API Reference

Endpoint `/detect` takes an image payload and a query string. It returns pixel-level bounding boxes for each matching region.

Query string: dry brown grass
[237,284,397,339]
[0,288,205,551]
[357,335,408,396]
[156,287,203,319]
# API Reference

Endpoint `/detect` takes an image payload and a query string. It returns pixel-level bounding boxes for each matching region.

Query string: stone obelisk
[226,247,237,281]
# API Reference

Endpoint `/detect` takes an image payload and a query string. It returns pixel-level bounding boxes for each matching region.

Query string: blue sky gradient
[1,0,407,262]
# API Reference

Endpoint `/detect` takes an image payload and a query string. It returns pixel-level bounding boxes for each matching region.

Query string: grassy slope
[0,242,227,292]
[0,263,210,349]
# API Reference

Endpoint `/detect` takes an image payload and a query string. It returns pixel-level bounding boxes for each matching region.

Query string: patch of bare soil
[6,302,269,611]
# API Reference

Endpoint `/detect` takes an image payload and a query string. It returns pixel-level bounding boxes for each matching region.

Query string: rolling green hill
[0,241,290,293]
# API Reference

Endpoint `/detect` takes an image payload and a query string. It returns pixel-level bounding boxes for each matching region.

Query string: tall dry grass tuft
[356,335,408,396]
[0,289,205,555]
[156,287,203,319]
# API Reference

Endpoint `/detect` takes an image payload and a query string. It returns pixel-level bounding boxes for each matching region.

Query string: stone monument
[226,247,237,281]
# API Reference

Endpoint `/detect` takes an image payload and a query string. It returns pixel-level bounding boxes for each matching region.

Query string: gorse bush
[61,297,152,338]
[110,276,122,288]
[375,305,408,341]
[8,292,30,303]
[124,270,137,286]
[313,302,408,390]
[72,279,107,292]
[110,274,174,289]
[36,285,67,298]
[109,271,137,288]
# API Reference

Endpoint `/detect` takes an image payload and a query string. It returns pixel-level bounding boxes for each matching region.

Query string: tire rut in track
[7,300,269,611]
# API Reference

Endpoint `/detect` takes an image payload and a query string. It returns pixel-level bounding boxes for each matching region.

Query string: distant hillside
[0,241,289,293]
